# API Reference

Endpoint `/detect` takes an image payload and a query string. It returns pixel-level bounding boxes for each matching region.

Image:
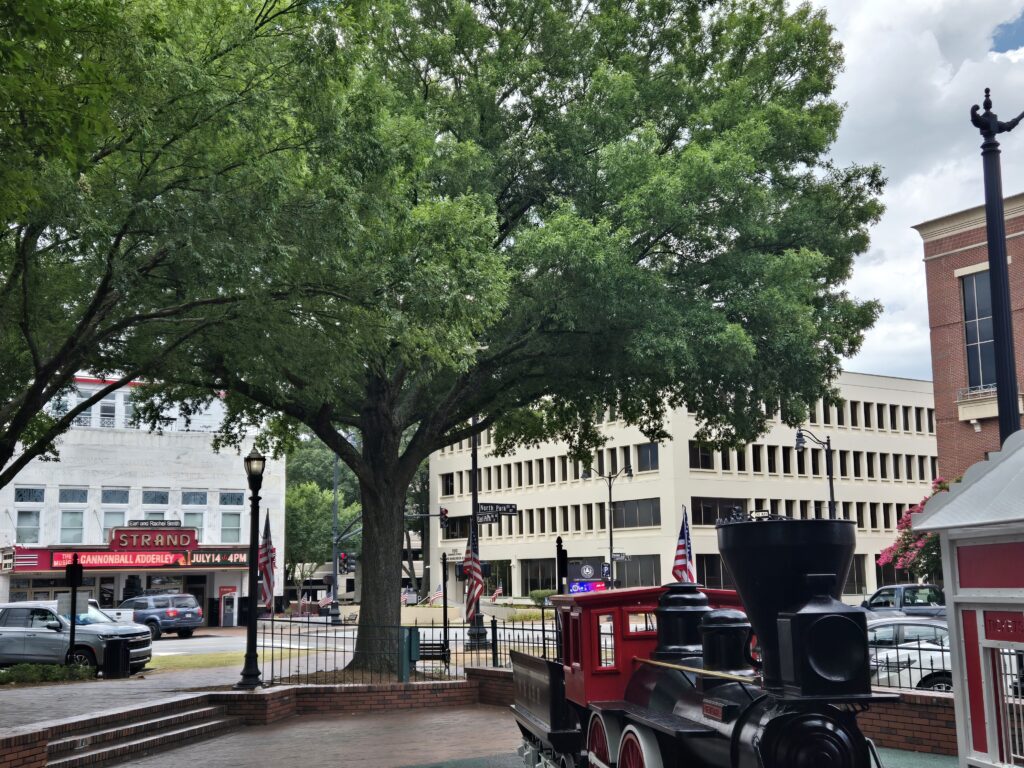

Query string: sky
[813,2,1024,380]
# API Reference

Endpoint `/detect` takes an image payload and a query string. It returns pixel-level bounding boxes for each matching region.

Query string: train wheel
[587,713,620,768]
[617,726,663,768]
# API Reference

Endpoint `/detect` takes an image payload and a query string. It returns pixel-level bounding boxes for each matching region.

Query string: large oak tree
[0,0,348,487]
[144,0,884,665]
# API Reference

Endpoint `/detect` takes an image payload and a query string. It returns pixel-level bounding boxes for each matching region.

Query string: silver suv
[0,602,152,673]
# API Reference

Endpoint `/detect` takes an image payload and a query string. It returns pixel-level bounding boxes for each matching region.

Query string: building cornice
[913,192,1024,243]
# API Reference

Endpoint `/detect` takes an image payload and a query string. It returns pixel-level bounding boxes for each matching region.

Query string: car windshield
[66,605,115,626]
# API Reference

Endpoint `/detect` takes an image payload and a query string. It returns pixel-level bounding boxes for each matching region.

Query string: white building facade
[0,379,285,625]
[428,372,937,603]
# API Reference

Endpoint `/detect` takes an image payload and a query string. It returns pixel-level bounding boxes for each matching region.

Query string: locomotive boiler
[510,515,892,768]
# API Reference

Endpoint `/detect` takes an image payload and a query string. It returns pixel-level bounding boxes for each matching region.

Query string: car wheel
[68,647,97,671]
[919,672,953,691]
[177,629,194,639]
[147,621,162,641]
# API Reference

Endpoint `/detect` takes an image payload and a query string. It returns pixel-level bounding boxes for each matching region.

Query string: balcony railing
[957,383,997,402]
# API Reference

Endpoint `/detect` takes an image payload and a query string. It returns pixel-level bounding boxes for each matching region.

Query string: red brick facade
[919,194,1024,479]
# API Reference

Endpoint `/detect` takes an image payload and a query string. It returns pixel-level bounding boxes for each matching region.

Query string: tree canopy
[114,0,883,650]
[0,0,346,488]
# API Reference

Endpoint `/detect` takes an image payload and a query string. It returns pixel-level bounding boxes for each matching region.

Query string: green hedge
[0,664,96,686]
[529,589,557,606]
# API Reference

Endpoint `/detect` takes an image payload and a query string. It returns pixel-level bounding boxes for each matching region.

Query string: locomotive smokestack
[716,516,856,692]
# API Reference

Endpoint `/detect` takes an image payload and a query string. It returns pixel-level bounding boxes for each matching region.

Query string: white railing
[957,384,997,402]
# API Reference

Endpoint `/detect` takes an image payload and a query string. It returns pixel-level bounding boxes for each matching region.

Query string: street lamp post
[795,427,835,520]
[971,88,1024,445]
[585,463,633,588]
[236,446,266,690]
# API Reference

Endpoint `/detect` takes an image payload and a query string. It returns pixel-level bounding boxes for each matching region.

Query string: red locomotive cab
[552,585,743,707]
[553,586,663,706]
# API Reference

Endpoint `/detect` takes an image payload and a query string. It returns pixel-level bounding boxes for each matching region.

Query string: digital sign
[568,580,608,594]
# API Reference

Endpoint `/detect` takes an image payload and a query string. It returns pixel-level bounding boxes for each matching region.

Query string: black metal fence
[257,608,560,686]
[869,640,953,692]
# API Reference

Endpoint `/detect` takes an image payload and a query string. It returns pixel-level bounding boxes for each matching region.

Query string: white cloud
[807,1,1024,380]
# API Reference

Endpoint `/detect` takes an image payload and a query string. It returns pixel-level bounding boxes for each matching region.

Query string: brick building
[916,191,1024,480]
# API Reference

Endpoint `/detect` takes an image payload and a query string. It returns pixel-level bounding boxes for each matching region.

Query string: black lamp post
[585,463,633,588]
[970,88,1024,445]
[236,446,266,690]
[795,427,835,520]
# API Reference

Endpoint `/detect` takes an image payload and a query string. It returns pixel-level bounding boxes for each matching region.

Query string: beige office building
[428,372,937,603]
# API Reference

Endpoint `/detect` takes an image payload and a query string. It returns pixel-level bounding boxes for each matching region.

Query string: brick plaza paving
[109,704,954,768]
[0,664,957,768]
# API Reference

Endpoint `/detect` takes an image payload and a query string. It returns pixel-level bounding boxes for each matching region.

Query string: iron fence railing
[869,640,954,692]
[257,608,560,686]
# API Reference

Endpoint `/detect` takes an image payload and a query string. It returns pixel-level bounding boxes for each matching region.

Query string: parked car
[0,601,152,673]
[118,594,203,639]
[868,616,952,691]
[862,584,946,617]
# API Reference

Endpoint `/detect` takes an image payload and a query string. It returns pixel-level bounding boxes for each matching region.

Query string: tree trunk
[351,475,407,672]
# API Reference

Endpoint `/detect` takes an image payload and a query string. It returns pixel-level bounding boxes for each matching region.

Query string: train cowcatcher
[510,514,896,768]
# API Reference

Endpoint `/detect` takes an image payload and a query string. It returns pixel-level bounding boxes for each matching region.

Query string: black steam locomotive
[510,516,892,768]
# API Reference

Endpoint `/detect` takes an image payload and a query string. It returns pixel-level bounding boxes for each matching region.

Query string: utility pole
[329,455,342,626]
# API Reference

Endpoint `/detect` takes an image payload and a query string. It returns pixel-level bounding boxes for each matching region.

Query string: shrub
[529,589,556,606]
[0,663,96,686]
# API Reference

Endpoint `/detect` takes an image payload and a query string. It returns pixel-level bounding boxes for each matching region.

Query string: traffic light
[439,507,449,528]
[339,553,348,572]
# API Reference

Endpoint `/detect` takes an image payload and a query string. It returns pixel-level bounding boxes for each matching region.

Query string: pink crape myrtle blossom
[876,477,949,582]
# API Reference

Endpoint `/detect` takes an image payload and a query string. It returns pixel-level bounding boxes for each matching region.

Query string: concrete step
[48,694,210,741]
[47,705,228,758]
[47,716,239,768]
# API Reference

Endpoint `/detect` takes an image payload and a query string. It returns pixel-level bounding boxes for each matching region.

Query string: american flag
[463,526,484,620]
[258,513,276,610]
[428,583,443,605]
[318,589,333,608]
[491,584,504,602]
[672,506,696,583]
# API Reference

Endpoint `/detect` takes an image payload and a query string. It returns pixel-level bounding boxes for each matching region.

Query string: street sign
[611,552,631,562]
[477,511,501,524]
[478,503,517,515]
[601,562,610,578]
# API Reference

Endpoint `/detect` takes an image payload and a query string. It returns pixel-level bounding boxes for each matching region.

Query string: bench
[418,641,450,664]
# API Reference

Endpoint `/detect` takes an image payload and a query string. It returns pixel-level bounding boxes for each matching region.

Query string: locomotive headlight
[806,615,868,683]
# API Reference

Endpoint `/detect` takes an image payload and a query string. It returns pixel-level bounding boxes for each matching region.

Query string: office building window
[520,558,556,594]
[637,443,659,472]
[688,441,713,470]
[692,497,745,526]
[612,498,661,529]
[735,447,746,472]
[962,270,995,388]
[618,555,661,588]
[696,554,736,590]
[440,473,454,497]
[843,555,868,595]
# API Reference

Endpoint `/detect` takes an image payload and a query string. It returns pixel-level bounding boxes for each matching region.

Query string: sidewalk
[0,664,241,730]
